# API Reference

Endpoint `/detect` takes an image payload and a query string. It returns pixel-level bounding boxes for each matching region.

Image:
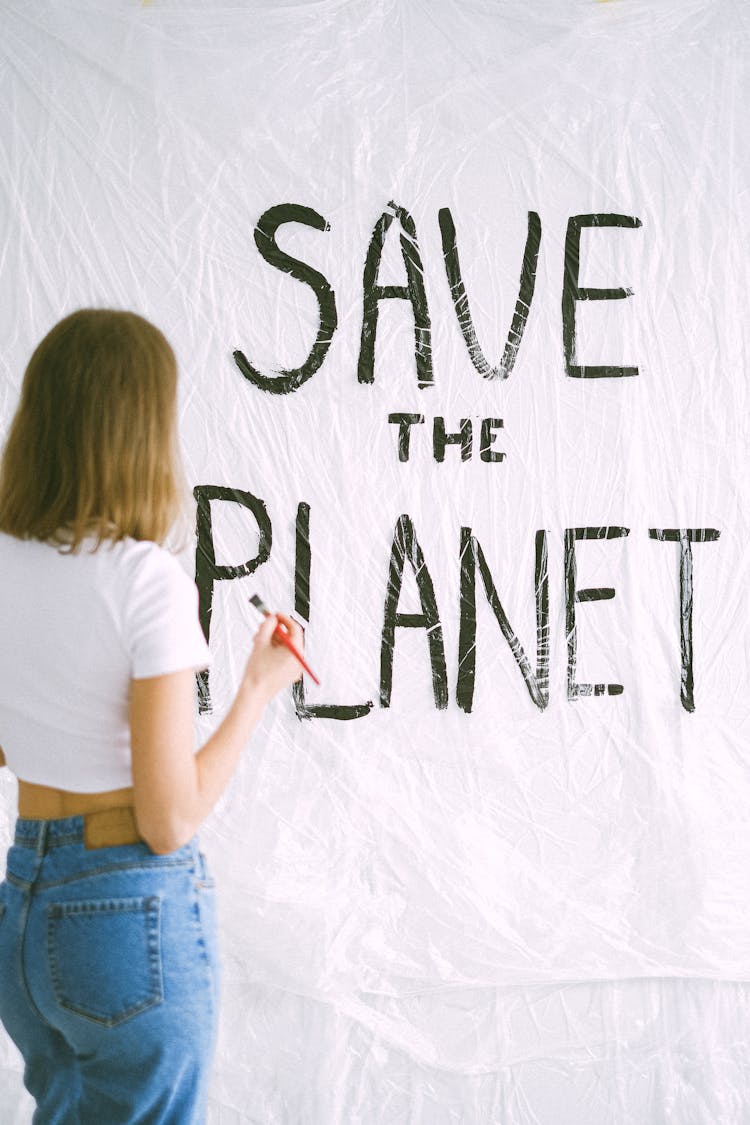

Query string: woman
[0,309,303,1123]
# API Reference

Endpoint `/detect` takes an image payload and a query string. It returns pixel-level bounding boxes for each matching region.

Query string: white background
[1,1,750,1120]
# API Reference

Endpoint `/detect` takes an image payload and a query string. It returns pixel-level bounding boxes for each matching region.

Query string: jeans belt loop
[36,819,49,857]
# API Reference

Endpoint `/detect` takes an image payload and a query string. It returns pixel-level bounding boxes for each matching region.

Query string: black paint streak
[380,515,448,708]
[562,213,642,379]
[648,527,720,713]
[233,203,337,395]
[358,202,433,388]
[457,528,549,712]
[193,485,272,713]
[293,501,373,721]
[388,413,425,462]
[565,525,629,699]
[433,417,472,462]
[439,208,541,380]
[479,418,505,462]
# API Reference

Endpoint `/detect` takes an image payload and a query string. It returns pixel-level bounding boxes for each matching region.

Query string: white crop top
[0,532,212,793]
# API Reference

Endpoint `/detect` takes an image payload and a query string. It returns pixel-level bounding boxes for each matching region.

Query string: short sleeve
[124,545,212,679]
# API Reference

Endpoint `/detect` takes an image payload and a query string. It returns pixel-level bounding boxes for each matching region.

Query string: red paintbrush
[248,594,321,685]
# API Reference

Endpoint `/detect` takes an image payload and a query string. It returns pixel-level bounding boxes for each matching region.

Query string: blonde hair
[0,309,184,550]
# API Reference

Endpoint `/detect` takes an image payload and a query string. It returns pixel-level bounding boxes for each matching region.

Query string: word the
[388,414,505,462]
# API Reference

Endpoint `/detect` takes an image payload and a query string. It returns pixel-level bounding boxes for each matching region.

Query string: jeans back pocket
[46,895,163,1027]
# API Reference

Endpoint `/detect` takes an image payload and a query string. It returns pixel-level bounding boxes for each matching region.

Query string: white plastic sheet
[2,0,750,1120]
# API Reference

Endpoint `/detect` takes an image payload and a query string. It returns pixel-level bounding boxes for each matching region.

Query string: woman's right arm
[130,614,303,855]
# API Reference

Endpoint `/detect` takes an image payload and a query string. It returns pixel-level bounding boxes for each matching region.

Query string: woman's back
[0,531,209,793]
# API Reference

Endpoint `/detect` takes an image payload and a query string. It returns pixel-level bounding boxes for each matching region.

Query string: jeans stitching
[196,851,215,891]
[14,833,83,849]
[193,857,217,970]
[7,857,192,892]
[46,896,164,1027]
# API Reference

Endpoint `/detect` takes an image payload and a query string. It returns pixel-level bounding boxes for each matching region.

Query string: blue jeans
[0,815,220,1124]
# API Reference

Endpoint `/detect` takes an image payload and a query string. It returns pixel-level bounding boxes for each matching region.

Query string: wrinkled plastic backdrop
[2,1,750,1121]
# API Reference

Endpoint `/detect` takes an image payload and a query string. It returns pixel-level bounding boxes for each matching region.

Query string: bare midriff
[17,779,135,820]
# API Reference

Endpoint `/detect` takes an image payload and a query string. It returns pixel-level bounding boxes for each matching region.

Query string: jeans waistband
[15,806,150,848]
[12,813,201,861]
[14,815,100,851]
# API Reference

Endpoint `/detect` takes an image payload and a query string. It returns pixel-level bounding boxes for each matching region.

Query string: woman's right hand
[242,612,304,702]
[132,613,306,856]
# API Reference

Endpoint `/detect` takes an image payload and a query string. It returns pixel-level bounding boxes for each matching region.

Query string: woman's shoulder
[0,531,196,598]
[104,537,194,590]
[117,539,208,675]
[0,530,49,555]
[0,530,83,571]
